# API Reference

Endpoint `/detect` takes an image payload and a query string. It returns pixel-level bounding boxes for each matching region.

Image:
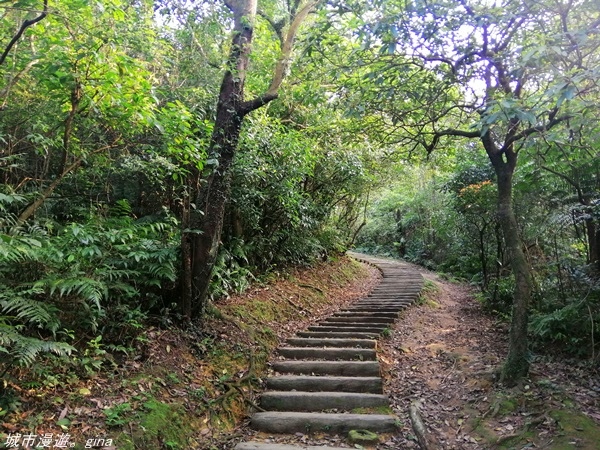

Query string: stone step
[352,302,411,306]
[361,298,415,301]
[346,303,410,307]
[335,311,401,317]
[318,320,391,328]
[273,360,380,376]
[375,278,422,282]
[296,331,380,339]
[375,281,421,283]
[366,293,418,296]
[348,305,410,309]
[277,347,376,361]
[370,286,421,289]
[260,391,388,411]
[367,293,419,297]
[235,444,352,450]
[333,311,398,318]
[251,411,398,435]
[324,316,396,323]
[285,337,376,348]
[341,307,407,313]
[234,254,423,448]
[307,325,388,333]
[266,375,383,393]
[369,291,420,296]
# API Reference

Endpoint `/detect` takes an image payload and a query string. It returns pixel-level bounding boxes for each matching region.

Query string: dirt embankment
[379,267,600,449]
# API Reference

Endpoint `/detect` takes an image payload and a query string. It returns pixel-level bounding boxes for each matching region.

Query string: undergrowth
[0,256,373,449]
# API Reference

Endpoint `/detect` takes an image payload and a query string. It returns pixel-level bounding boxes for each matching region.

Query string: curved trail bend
[234,253,424,450]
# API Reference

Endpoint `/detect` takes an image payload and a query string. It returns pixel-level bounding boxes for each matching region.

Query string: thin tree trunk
[17,159,82,224]
[183,0,318,321]
[180,181,193,321]
[489,152,533,384]
[476,222,489,288]
[585,220,599,272]
[17,142,119,225]
[0,0,48,66]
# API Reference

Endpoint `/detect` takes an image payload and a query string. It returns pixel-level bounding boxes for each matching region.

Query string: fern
[0,323,74,368]
[39,276,108,311]
[0,291,60,333]
[0,192,27,211]
[0,234,43,265]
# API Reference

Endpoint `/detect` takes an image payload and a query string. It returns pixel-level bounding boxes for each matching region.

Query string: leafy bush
[0,203,179,379]
[530,297,600,358]
[477,276,514,314]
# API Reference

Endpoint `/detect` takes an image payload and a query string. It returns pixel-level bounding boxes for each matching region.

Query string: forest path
[233,253,424,450]
[232,255,600,450]
[377,264,600,449]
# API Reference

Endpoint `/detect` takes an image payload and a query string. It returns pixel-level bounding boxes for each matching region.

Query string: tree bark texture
[186,1,254,320]
[183,0,317,320]
[486,142,533,384]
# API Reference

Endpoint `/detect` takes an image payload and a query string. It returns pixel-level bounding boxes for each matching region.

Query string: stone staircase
[234,253,423,450]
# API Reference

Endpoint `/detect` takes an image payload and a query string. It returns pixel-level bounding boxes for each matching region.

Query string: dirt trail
[379,267,600,449]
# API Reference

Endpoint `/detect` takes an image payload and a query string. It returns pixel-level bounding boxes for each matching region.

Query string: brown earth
[2,257,599,450]
[378,266,600,450]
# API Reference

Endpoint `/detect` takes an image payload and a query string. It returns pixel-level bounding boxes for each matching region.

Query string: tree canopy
[2,0,600,393]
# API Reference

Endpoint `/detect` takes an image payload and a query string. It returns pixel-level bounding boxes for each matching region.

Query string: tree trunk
[17,159,82,224]
[478,225,489,288]
[181,0,317,321]
[488,149,533,384]
[190,143,238,319]
[184,0,257,321]
[585,219,600,273]
[595,227,600,273]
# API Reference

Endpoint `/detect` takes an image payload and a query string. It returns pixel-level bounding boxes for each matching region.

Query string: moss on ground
[471,391,600,450]
[113,399,196,450]
[351,405,394,415]
[547,409,600,449]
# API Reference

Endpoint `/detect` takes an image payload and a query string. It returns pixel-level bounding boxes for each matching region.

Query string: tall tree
[336,0,600,382]
[180,0,319,320]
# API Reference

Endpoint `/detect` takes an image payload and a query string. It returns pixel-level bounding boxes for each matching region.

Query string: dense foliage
[0,0,370,390]
[336,0,600,375]
[1,0,599,400]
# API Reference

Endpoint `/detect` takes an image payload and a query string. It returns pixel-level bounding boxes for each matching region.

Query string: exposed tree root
[410,401,431,450]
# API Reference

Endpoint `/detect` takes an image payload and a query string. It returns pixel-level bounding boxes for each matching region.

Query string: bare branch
[502,114,573,150]
[0,0,48,66]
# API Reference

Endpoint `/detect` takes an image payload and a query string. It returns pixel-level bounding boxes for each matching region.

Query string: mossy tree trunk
[485,135,533,383]
[180,0,319,321]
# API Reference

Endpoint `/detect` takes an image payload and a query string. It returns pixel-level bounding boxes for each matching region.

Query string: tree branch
[241,0,320,114]
[0,0,48,66]
[424,128,481,154]
[266,0,320,96]
[239,92,279,115]
[502,114,572,150]
[541,165,585,203]
[258,9,285,47]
